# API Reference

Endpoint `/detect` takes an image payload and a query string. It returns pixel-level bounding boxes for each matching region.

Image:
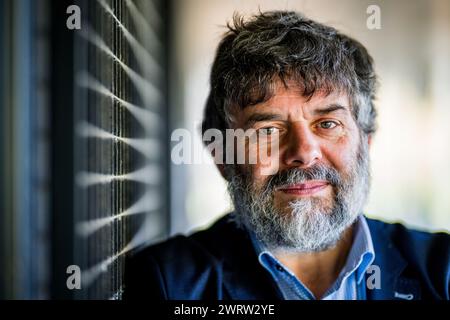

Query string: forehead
[241,81,351,118]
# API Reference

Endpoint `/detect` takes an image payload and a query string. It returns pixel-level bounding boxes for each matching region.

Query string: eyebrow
[243,104,349,127]
[313,104,349,116]
[244,113,283,128]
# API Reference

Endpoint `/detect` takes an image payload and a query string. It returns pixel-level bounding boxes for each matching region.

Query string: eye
[318,121,338,130]
[258,127,279,135]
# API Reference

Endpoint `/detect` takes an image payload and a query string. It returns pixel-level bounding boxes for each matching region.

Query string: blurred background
[0,0,449,299]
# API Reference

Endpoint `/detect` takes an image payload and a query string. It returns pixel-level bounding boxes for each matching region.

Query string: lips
[277,181,329,196]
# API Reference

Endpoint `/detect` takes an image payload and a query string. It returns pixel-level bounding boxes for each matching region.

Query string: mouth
[276,180,330,196]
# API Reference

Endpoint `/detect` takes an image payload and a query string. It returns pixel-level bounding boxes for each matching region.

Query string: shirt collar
[249,214,376,285]
[343,214,375,284]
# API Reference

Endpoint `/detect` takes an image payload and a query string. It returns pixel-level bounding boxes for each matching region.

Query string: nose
[283,121,322,168]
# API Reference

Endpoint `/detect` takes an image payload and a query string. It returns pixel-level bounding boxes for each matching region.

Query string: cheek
[322,134,360,173]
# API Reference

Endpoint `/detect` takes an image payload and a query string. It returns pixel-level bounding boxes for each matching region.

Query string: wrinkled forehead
[230,78,351,120]
[232,75,352,109]
[261,79,350,103]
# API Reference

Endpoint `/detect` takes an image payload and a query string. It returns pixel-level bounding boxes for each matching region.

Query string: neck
[273,223,355,299]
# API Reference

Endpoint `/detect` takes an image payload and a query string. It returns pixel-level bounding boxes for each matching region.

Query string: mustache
[261,163,341,192]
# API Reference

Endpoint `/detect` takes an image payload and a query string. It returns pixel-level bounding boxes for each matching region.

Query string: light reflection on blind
[73,0,167,299]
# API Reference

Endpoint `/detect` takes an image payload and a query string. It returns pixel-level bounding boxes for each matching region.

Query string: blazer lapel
[366,218,421,300]
[215,217,283,300]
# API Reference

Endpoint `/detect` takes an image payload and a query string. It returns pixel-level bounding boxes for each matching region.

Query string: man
[124,11,449,300]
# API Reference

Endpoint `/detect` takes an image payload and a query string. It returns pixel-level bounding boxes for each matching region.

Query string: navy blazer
[123,214,450,300]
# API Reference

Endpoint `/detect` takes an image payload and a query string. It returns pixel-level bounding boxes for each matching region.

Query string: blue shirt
[250,215,375,300]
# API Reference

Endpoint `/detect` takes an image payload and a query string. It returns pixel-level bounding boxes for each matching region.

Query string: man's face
[226,81,370,252]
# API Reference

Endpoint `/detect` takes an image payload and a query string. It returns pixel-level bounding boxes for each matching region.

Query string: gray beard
[226,139,371,253]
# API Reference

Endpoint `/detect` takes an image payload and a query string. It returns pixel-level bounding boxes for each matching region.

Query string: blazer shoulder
[124,214,240,299]
[366,217,450,255]
[129,214,238,264]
